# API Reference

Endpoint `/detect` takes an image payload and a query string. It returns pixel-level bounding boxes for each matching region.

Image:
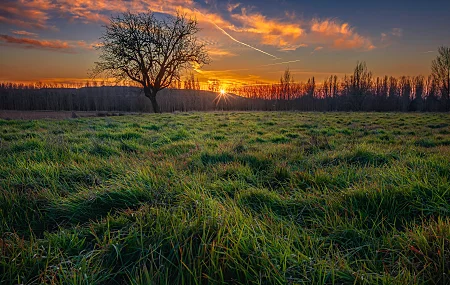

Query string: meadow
[0,112,449,284]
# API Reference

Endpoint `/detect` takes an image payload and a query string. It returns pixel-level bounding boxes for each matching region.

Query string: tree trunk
[144,87,160,113]
[149,94,160,113]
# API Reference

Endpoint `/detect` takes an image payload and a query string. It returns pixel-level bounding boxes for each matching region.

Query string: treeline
[1,61,449,112]
[230,62,449,112]
[0,81,113,90]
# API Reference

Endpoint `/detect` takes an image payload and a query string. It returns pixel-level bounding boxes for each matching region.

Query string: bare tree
[431,46,450,110]
[280,67,293,108]
[91,11,210,113]
[350,61,372,110]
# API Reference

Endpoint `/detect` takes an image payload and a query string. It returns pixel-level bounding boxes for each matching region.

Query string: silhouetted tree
[411,75,424,111]
[4,47,450,113]
[431,46,450,110]
[400,76,412,111]
[350,61,372,110]
[91,11,210,113]
[425,75,440,111]
[280,67,293,109]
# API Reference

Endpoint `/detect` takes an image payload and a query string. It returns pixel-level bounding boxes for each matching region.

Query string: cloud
[0,34,98,52]
[311,46,323,54]
[58,0,196,24]
[391,28,403,37]
[311,19,351,36]
[227,3,241,12]
[230,9,305,51]
[0,34,73,51]
[0,15,48,30]
[75,40,102,50]
[0,0,54,29]
[207,46,237,58]
[1,0,376,53]
[379,28,403,47]
[0,0,194,29]
[310,18,374,50]
[11,30,38,37]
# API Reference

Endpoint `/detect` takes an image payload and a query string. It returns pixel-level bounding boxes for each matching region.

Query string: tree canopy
[92,11,210,113]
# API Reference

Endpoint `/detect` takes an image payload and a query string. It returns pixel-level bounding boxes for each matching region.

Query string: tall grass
[0,112,449,284]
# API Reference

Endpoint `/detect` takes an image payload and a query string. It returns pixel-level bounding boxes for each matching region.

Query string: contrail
[211,22,280,59]
[263,59,301,66]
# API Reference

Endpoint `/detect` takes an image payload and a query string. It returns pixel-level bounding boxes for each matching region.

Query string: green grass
[0,112,449,284]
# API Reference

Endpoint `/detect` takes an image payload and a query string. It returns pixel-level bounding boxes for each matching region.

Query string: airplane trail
[211,22,280,59]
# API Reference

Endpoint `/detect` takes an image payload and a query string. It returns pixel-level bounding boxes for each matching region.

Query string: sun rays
[213,89,231,106]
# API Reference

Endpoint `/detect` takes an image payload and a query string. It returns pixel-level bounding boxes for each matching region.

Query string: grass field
[1,112,449,284]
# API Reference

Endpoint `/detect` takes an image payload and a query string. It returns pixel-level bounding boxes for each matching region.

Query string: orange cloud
[230,10,305,51]
[1,0,195,28]
[0,0,376,54]
[311,19,351,36]
[56,0,195,23]
[75,40,102,50]
[333,35,374,50]
[207,46,236,58]
[0,0,53,29]
[310,18,374,50]
[0,34,72,51]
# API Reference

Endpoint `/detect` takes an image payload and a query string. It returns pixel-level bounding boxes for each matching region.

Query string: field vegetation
[0,112,449,284]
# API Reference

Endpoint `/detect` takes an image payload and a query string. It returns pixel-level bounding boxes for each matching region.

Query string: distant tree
[425,75,439,111]
[208,79,220,92]
[92,11,210,113]
[411,75,424,111]
[280,67,292,100]
[350,61,372,110]
[431,46,450,110]
[399,76,412,111]
[387,76,399,111]
[195,78,200,90]
[280,67,294,109]
[306,77,315,97]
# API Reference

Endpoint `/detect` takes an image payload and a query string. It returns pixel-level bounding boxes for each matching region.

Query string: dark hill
[0,87,271,112]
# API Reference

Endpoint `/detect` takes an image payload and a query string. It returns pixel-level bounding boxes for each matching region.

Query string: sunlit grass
[0,112,449,284]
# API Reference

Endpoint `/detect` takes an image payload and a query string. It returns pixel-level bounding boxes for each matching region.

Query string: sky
[0,0,449,87]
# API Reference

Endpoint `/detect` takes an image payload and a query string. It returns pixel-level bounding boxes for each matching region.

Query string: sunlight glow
[213,89,231,106]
